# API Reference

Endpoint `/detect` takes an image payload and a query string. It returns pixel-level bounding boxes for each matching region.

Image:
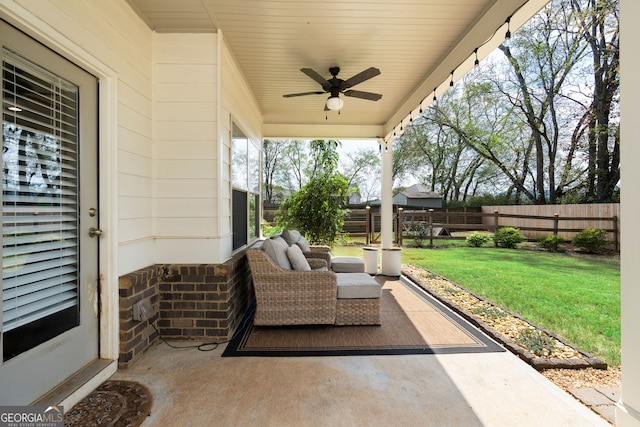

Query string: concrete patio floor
[112,338,610,426]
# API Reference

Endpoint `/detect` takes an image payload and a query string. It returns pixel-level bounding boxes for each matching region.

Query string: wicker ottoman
[335,273,382,325]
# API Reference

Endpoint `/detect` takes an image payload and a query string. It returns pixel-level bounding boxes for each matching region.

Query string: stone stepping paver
[568,387,619,425]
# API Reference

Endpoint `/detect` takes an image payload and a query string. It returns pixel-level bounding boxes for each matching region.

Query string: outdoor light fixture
[505,16,512,39]
[326,96,344,111]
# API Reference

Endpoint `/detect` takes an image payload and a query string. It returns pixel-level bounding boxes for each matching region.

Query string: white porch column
[380,137,401,276]
[618,0,640,425]
[380,137,394,248]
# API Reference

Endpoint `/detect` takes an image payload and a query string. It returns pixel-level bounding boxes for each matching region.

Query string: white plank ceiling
[126,0,549,139]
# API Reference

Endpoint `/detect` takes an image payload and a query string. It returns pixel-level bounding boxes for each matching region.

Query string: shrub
[407,222,430,248]
[275,173,350,246]
[537,235,566,252]
[493,227,525,249]
[515,328,558,357]
[466,232,491,247]
[572,228,609,253]
[261,220,282,238]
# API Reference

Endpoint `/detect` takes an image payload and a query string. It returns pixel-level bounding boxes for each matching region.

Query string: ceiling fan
[283,66,382,111]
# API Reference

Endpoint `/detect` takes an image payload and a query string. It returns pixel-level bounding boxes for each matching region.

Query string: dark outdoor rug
[222,276,504,357]
[64,380,152,427]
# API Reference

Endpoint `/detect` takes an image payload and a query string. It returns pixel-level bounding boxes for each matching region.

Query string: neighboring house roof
[397,184,442,200]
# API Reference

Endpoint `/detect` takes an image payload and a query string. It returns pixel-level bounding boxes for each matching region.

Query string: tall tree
[496,0,589,204]
[340,148,381,202]
[571,0,619,202]
[263,139,288,203]
[307,139,341,180]
[283,139,308,190]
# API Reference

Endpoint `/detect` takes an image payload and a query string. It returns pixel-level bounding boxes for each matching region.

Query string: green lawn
[333,244,621,365]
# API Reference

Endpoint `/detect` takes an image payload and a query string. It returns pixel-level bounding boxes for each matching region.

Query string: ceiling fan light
[326,96,344,111]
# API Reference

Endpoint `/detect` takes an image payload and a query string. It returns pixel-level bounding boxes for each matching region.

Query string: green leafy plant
[443,286,461,295]
[515,327,558,357]
[493,227,526,249]
[471,306,508,318]
[537,235,566,252]
[407,222,430,248]
[261,220,282,238]
[572,228,609,253]
[466,231,491,247]
[275,173,350,246]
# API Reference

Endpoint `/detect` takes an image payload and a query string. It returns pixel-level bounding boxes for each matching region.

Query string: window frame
[231,122,260,251]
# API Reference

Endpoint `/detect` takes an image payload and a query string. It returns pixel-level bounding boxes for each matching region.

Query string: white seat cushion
[336,273,381,299]
[331,256,365,273]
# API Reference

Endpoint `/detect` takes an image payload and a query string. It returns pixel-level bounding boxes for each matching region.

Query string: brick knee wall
[117,250,253,369]
[118,266,161,369]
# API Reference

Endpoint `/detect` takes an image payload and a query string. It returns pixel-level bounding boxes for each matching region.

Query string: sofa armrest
[304,250,331,266]
[309,245,331,252]
[307,258,328,270]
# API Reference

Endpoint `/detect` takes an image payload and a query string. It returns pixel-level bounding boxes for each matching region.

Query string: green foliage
[471,306,508,319]
[407,222,430,248]
[572,228,609,253]
[261,220,282,238]
[537,235,566,252]
[466,231,491,247]
[275,173,350,246]
[493,227,526,248]
[514,328,558,357]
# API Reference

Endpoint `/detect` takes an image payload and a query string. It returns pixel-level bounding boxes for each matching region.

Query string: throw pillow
[296,235,311,253]
[262,237,292,270]
[286,244,311,271]
[281,229,301,246]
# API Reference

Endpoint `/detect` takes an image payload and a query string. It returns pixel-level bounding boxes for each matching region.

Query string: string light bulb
[387,11,517,144]
[505,16,512,39]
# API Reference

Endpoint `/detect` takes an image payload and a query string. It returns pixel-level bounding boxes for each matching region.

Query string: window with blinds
[2,49,80,359]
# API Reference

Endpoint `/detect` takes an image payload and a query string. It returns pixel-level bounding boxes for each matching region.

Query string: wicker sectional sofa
[247,237,381,326]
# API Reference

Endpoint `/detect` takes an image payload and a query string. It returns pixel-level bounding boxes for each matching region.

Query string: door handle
[89,227,103,238]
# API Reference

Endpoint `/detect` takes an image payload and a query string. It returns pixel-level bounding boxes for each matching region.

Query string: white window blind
[2,49,80,332]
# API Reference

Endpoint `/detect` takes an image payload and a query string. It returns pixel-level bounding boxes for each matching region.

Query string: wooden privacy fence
[361,204,619,251]
[264,203,620,251]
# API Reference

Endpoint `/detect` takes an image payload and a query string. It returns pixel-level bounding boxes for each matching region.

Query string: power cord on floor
[141,302,255,352]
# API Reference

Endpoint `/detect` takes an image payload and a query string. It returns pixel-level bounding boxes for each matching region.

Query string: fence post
[494,210,499,247]
[365,206,371,245]
[553,213,559,236]
[397,207,404,246]
[613,215,619,252]
[429,209,434,248]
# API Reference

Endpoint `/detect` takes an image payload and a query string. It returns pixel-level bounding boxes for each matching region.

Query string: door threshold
[32,359,117,408]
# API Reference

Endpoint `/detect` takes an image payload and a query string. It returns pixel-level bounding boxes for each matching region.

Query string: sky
[338,139,380,154]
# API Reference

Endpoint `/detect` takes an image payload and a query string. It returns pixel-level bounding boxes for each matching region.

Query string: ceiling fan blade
[283,91,326,98]
[300,68,330,89]
[341,67,381,89]
[343,90,382,101]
